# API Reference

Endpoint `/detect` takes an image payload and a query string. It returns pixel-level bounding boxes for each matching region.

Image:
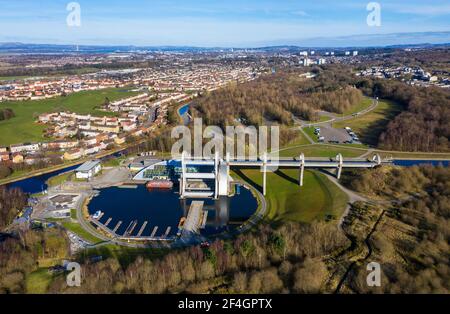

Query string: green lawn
[304,126,319,143]
[103,156,126,167]
[61,221,103,244]
[0,88,140,145]
[342,97,373,115]
[26,268,55,294]
[46,171,73,187]
[79,244,168,268]
[283,131,311,147]
[233,169,349,224]
[0,75,31,81]
[333,99,403,147]
[278,144,366,158]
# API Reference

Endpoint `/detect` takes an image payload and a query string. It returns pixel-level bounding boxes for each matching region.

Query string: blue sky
[0,0,449,47]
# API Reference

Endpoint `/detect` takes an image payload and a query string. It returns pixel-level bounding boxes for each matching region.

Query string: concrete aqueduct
[179,151,382,199]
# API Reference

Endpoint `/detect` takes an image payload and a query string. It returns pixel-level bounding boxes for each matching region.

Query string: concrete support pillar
[180,151,187,198]
[214,151,219,199]
[225,152,231,194]
[262,152,267,196]
[373,154,381,166]
[226,152,230,178]
[299,153,305,187]
[336,153,343,180]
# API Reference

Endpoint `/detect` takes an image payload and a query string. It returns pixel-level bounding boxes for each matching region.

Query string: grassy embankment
[0,88,140,146]
[61,221,103,244]
[26,268,57,294]
[278,144,365,158]
[342,96,373,116]
[78,244,169,268]
[46,171,73,187]
[332,99,402,146]
[233,168,348,224]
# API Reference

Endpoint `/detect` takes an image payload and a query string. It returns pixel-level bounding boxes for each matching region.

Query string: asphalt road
[303,98,379,127]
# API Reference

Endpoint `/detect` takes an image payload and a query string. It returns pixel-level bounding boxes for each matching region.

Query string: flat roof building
[75,160,102,179]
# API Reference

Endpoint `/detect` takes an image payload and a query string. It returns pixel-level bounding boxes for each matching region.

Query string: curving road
[300,97,379,128]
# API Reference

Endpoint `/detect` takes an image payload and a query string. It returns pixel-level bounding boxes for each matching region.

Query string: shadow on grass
[359,101,403,147]
[274,169,299,185]
[233,168,263,194]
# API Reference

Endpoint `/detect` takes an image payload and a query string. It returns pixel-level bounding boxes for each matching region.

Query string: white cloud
[389,4,450,16]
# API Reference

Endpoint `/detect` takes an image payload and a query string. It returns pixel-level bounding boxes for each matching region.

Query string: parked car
[328,139,339,144]
[200,241,210,248]
[318,136,325,142]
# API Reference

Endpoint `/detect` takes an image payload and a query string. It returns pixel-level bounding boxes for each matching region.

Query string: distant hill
[0,31,449,53]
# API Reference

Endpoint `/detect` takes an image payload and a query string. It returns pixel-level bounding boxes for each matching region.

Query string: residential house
[114,135,126,145]
[10,143,40,153]
[0,152,10,162]
[12,153,24,163]
[63,148,84,161]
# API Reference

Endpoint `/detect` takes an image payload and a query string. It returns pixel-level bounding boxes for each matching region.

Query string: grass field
[342,97,373,115]
[304,126,319,143]
[103,155,126,167]
[26,268,56,294]
[283,131,311,147]
[46,171,73,187]
[61,221,103,244]
[233,168,348,224]
[0,75,31,81]
[79,244,168,268]
[278,144,365,158]
[333,99,402,146]
[0,88,140,145]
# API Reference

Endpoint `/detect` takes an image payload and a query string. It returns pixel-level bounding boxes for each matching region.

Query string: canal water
[3,158,449,195]
[178,103,191,125]
[5,164,79,194]
[88,184,258,238]
[178,103,190,116]
[3,151,125,194]
[391,159,449,167]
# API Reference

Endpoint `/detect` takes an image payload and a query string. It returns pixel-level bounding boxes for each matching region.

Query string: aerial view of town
[0,0,449,306]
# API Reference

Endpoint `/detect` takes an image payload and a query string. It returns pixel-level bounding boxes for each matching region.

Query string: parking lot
[312,125,361,144]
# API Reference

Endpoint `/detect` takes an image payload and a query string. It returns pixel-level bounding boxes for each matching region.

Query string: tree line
[0,228,68,293]
[47,222,347,294]
[0,187,27,229]
[191,67,363,129]
[357,79,450,152]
